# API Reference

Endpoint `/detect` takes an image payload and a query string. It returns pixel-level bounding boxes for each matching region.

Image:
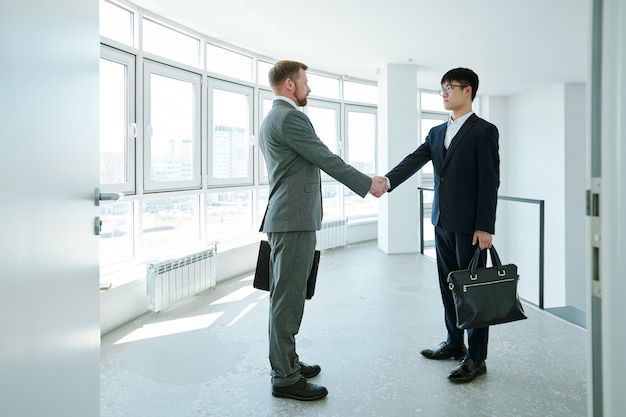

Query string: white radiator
[147,247,216,312]
[316,218,347,250]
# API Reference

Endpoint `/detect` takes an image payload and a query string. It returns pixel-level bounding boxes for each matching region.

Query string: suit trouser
[434,224,489,361]
[267,231,316,387]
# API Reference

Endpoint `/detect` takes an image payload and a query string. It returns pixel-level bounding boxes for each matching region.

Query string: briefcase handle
[468,245,505,276]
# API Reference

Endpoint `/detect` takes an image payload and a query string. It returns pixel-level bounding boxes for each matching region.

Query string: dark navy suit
[386,113,499,360]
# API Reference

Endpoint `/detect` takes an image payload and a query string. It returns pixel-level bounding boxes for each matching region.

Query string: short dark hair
[268,60,308,92]
[441,68,479,101]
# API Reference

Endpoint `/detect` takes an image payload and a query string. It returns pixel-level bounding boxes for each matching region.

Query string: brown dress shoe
[420,342,467,360]
[272,377,328,401]
[448,356,487,383]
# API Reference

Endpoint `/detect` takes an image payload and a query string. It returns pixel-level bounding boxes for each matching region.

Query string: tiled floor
[101,241,587,417]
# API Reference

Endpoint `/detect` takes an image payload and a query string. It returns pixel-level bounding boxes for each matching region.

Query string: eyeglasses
[438,84,467,96]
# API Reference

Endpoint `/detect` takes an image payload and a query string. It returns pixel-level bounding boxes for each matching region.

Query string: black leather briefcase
[447,246,527,329]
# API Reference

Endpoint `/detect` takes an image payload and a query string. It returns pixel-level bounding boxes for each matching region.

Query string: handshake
[369,176,389,198]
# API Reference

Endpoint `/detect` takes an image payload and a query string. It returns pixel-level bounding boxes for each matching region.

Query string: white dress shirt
[445,111,474,149]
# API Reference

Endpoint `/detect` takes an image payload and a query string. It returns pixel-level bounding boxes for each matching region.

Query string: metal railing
[418,187,546,309]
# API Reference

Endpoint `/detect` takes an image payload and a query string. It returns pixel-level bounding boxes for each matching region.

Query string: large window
[99,201,133,267]
[207,44,253,82]
[306,100,342,215]
[306,100,339,154]
[344,80,377,104]
[206,190,252,240]
[208,81,253,186]
[257,89,274,182]
[307,73,340,99]
[420,91,450,253]
[142,195,200,255]
[143,61,201,191]
[346,106,377,173]
[345,105,378,217]
[257,61,273,87]
[100,0,134,47]
[305,101,380,219]
[98,0,379,281]
[420,91,450,179]
[421,91,447,112]
[142,18,200,68]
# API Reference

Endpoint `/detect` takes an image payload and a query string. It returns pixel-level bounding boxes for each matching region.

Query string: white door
[0,1,100,416]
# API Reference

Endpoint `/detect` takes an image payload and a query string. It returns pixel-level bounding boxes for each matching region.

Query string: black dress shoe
[448,357,487,383]
[298,361,321,378]
[272,377,328,401]
[421,342,467,360]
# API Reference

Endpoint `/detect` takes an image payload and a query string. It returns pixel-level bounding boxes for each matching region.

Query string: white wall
[480,96,510,190]
[101,278,150,335]
[0,0,101,416]
[216,243,260,283]
[563,84,588,309]
[500,83,587,309]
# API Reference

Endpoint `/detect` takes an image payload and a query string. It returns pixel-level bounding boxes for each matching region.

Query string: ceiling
[130,0,591,97]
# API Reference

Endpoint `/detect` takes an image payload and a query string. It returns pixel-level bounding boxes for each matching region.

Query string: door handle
[95,187,124,206]
[95,217,102,236]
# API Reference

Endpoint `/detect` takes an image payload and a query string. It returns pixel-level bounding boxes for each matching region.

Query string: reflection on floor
[101,241,587,417]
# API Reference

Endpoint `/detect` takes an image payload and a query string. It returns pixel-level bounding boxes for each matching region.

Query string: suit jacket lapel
[431,124,447,167]
[442,114,478,168]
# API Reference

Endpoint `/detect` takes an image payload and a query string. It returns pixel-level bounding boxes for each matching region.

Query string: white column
[377,64,421,254]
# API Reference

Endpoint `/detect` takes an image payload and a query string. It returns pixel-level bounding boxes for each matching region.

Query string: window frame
[343,103,379,219]
[420,109,449,188]
[99,44,136,195]
[343,79,378,105]
[306,72,340,100]
[141,15,202,69]
[305,98,342,182]
[140,191,202,257]
[257,88,274,185]
[257,60,273,87]
[344,103,378,176]
[142,60,203,192]
[99,0,136,48]
[206,78,255,187]
[205,43,254,82]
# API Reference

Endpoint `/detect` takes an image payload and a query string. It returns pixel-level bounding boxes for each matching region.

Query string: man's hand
[472,230,493,250]
[369,176,388,198]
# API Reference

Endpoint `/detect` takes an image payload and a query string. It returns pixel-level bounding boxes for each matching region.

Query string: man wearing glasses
[384,68,500,383]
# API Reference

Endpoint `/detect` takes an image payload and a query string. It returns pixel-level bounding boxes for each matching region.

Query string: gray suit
[259,98,370,386]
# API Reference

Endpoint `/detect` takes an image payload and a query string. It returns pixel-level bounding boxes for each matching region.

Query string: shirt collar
[448,111,474,126]
[275,95,298,109]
